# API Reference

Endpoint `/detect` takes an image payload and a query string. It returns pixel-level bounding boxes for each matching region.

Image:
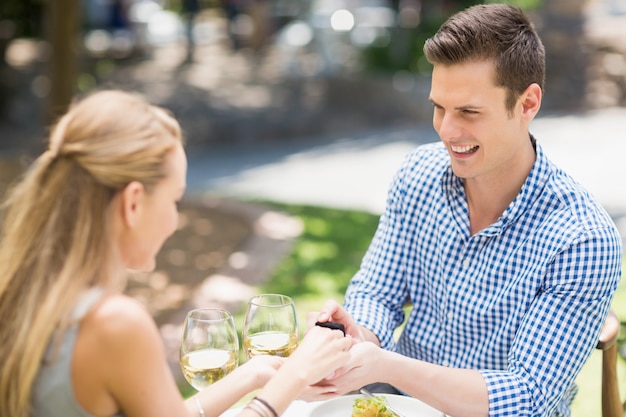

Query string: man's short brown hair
[423,3,545,112]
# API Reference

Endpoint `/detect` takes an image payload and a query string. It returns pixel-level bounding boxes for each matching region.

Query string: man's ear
[120,181,145,228]
[520,83,542,121]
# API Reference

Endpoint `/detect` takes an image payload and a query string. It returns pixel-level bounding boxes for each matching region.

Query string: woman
[0,90,351,417]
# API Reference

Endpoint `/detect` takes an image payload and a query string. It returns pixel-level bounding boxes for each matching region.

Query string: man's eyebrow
[428,98,482,111]
[456,105,483,111]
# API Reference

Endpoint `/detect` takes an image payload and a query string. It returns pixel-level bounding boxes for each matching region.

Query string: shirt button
[447,312,454,321]
[442,360,450,367]
[462,258,470,268]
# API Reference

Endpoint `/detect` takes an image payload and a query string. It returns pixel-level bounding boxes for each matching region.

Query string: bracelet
[248,400,271,417]
[244,405,266,417]
[252,397,279,417]
[194,396,205,417]
[247,400,271,417]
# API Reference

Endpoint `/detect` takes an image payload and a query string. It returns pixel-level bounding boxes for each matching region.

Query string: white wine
[243,331,299,358]
[180,348,238,390]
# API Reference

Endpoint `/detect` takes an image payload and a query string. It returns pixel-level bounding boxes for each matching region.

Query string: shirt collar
[442,135,552,237]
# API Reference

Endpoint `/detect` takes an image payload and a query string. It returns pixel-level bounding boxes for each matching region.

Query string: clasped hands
[300,299,385,401]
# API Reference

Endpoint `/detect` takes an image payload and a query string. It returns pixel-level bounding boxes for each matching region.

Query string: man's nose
[437,113,463,141]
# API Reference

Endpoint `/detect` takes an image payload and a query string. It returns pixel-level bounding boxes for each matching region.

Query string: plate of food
[308,393,444,417]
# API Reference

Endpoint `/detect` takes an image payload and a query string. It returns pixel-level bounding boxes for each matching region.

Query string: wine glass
[242,294,299,359]
[179,308,239,390]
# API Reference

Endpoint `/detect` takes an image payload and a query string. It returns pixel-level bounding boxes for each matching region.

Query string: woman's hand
[233,354,285,391]
[280,325,352,386]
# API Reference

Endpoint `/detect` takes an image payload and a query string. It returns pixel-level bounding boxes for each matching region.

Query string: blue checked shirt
[344,141,622,417]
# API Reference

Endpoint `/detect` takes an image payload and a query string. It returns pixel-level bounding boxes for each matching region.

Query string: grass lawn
[259,202,626,417]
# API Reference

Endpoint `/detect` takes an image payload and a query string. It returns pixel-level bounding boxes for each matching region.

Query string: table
[219,400,321,417]
[219,396,447,417]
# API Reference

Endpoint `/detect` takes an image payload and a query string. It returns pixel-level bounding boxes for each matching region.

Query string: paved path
[532,108,626,218]
[187,124,436,213]
[187,107,626,240]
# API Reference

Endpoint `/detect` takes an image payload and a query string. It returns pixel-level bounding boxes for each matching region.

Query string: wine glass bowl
[242,294,299,359]
[179,308,239,390]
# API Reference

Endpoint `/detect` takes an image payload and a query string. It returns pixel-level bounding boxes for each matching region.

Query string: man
[310,4,622,417]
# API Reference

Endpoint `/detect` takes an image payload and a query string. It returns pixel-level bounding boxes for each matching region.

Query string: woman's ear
[520,83,542,121]
[120,181,145,228]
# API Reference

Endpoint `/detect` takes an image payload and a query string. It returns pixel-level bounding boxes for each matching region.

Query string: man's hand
[307,299,380,344]
[299,341,385,401]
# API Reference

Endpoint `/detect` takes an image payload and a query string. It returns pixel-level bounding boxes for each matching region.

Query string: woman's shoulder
[90,293,149,318]
[80,294,158,348]
[72,293,164,415]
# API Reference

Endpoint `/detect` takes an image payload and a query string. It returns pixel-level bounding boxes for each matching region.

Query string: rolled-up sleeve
[482,228,622,417]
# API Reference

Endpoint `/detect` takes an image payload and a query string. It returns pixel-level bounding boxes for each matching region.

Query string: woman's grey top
[32,288,124,417]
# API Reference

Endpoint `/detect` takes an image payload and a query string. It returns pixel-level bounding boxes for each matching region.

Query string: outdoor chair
[596,309,625,417]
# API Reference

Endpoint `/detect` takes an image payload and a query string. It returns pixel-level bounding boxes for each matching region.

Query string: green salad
[351,395,395,417]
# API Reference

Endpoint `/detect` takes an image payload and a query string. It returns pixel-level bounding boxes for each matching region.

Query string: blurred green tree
[361,0,543,75]
[0,0,44,39]
[0,0,45,119]
[0,0,79,123]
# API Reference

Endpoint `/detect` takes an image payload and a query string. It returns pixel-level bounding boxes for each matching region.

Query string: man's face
[429,60,531,183]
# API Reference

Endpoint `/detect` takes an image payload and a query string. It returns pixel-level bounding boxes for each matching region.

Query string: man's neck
[465,138,536,235]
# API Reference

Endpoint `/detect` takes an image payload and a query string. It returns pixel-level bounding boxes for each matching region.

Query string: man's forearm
[382,351,489,417]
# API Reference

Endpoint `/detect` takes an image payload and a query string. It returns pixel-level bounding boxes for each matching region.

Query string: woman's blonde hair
[0,89,182,417]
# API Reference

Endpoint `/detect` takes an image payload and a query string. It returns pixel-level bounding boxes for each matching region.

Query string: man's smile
[450,144,479,154]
